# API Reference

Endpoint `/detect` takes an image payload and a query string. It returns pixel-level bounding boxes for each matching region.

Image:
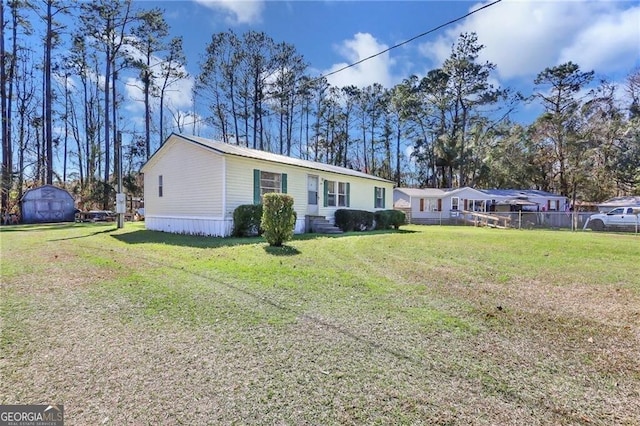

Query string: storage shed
[20,185,76,224]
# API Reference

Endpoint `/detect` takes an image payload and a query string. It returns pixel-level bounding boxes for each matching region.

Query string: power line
[318,0,503,82]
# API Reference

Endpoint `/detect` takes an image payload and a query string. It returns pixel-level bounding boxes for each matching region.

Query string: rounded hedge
[261,193,296,246]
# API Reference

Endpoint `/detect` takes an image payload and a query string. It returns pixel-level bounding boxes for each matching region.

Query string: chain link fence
[452,211,639,233]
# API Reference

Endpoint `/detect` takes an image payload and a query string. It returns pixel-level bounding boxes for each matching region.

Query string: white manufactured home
[141,133,394,236]
[394,187,568,224]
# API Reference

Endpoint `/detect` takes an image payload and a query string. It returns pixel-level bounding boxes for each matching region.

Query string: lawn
[1,222,639,425]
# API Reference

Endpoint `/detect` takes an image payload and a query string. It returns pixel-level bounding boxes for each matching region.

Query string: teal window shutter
[253,169,261,204]
[383,187,386,208]
[281,173,287,193]
[346,182,350,207]
[323,180,328,207]
[374,187,377,208]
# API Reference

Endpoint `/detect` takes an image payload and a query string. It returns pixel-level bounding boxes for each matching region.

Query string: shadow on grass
[48,227,116,241]
[263,244,301,256]
[112,230,264,249]
[105,229,416,251]
[111,228,417,249]
[0,222,79,233]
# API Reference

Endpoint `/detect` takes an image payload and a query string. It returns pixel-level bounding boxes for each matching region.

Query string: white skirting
[145,215,306,237]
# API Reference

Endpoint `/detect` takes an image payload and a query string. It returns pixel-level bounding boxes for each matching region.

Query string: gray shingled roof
[395,187,565,199]
[599,196,640,207]
[395,188,449,197]
[479,189,565,198]
[167,133,392,183]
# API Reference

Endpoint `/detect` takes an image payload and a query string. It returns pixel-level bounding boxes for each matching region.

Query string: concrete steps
[308,216,343,234]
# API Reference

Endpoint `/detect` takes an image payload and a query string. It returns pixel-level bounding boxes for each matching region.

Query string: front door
[307,175,319,215]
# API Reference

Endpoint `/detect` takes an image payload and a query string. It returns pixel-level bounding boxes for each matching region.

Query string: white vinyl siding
[320,177,392,219]
[143,140,224,218]
[224,156,305,218]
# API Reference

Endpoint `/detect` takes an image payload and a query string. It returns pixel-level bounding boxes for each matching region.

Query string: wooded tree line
[1,1,638,214]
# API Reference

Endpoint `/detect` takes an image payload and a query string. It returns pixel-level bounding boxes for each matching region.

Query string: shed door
[307,175,319,215]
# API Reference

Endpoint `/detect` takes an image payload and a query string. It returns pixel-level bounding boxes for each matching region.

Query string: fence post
[518,210,522,229]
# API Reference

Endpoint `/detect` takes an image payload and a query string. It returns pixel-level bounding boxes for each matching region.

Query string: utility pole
[115,131,125,228]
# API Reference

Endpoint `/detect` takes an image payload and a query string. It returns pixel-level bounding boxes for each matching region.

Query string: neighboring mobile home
[596,196,640,212]
[394,187,568,224]
[141,133,394,236]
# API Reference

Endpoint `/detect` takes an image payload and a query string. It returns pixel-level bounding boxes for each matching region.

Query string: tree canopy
[1,4,638,213]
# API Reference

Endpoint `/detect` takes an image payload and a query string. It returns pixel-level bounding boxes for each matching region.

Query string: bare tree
[81,0,135,207]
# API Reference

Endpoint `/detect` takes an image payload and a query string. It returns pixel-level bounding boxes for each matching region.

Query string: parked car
[585,207,640,231]
[76,210,115,222]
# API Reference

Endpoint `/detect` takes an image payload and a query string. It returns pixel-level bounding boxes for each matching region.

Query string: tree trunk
[44,0,53,185]
[104,48,111,197]
[0,1,10,212]
[144,52,151,159]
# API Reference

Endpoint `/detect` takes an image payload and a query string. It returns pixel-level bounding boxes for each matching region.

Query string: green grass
[1,222,639,425]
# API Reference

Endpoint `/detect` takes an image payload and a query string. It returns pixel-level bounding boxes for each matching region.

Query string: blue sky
[15,0,636,173]
[25,0,638,141]
[149,0,639,113]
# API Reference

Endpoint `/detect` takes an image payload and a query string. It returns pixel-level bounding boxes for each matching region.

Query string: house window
[451,197,459,211]
[469,199,485,212]
[158,175,163,197]
[260,171,282,197]
[338,182,348,207]
[326,181,336,206]
[421,198,438,212]
[253,169,287,204]
[324,180,350,207]
[375,187,385,209]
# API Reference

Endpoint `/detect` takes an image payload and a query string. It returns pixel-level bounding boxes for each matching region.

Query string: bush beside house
[375,210,406,230]
[334,209,375,232]
[233,204,264,237]
[261,193,296,246]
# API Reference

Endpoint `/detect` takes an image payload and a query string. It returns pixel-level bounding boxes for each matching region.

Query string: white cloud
[194,0,264,25]
[324,32,395,89]
[124,77,145,113]
[163,76,195,110]
[124,74,194,113]
[559,5,640,74]
[418,0,640,81]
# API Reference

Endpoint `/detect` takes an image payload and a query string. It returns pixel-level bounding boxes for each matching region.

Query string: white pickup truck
[585,207,640,231]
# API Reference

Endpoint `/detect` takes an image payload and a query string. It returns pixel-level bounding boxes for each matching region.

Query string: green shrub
[374,210,389,230]
[233,204,263,237]
[334,209,354,232]
[334,209,374,232]
[375,209,406,230]
[261,193,296,246]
